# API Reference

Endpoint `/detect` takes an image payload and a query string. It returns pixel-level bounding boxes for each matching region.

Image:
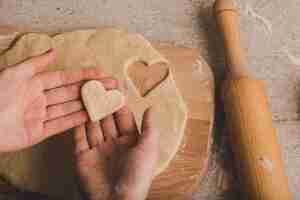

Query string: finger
[114,83,139,146]
[139,107,159,147]
[39,67,106,90]
[86,121,103,148]
[114,106,138,137]
[14,49,55,78]
[115,81,138,136]
[45,82,81,106]
[114,82,138,145]
[74,125,89,155]
[46,100,83,121]
[44,111,88,137]
[100,115,119,140]
[45,78,117,106]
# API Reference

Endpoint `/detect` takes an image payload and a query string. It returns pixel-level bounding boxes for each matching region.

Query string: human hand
[74,97,159,200]
[0,50,116,152]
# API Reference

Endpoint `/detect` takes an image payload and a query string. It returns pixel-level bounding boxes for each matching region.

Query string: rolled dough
[0,28,187,198]
[81,80,125,122]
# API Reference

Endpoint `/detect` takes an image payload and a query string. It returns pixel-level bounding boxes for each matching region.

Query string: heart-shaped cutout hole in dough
[81,80,125,122]
[127,62,169,97]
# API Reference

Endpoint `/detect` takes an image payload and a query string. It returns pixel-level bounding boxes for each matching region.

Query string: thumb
[13,49,55,78]
[138,107,159,148]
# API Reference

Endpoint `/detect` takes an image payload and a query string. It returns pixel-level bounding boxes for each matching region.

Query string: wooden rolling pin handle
[214,0,249,79]
[214,0,292,199]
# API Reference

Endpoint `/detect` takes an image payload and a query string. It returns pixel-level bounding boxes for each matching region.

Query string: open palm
[0,50,115,152]
[74,104,159,200]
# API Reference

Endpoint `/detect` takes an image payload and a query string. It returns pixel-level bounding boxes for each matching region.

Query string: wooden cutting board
[0,26,214,200]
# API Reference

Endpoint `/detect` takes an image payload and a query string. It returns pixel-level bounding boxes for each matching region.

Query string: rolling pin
[213,0,292,199]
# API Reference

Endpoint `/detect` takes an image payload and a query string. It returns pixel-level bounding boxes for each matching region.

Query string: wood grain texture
[0,27,215,199]
[214,0,291,199]
[222,79,291,200]
[148,43,214,199]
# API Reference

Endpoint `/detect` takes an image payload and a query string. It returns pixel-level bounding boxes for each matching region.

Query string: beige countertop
[1,0,300,199]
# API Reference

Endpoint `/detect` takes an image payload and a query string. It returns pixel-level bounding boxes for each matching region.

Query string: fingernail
[148,105,157,113]
[44,48,53,54]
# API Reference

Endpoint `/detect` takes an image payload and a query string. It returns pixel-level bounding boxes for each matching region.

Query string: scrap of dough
[0,28,187,198]
[81,80,125,122]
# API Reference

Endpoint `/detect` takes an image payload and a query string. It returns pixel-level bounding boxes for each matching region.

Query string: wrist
[110,193,130,200]
[111,184,146,200]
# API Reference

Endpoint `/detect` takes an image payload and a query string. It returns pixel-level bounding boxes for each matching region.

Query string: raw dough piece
[0,28,187,198]
[81,80,125,122]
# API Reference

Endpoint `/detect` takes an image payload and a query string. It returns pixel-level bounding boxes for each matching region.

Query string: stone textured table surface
[1,0,300,199]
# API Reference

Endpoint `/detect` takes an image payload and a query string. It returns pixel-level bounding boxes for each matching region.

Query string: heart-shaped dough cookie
[81,80,125,121]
